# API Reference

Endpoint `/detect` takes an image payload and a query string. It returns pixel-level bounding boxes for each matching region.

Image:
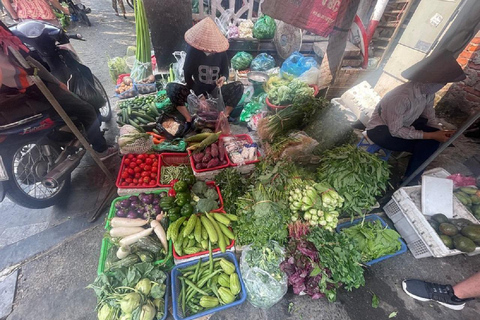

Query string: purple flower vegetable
[128,195,139,202]
[130,200,140,208]
[120,199,131,208]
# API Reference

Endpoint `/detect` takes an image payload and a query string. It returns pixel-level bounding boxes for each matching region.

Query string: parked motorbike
[61,0,92,26]
[0,20,111,209]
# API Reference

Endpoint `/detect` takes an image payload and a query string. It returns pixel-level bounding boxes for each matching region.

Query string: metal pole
[400,111,480,187]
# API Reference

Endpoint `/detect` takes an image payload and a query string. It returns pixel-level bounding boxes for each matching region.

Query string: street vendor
[366,52,465,184]
[166,17,244,131]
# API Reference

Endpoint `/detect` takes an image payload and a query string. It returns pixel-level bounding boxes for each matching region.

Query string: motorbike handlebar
[66,33,85,41]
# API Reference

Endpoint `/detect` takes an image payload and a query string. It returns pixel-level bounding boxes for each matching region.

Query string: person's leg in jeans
[42,82,108,152]
[367,120,440,182]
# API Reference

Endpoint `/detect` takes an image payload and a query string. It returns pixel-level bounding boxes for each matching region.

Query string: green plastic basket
[155,90,171,110]
[97,188,173,275]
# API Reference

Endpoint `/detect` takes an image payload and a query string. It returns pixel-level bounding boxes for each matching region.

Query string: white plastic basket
[384,186,480,259]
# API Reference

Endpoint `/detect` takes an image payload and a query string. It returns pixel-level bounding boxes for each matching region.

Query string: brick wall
[439,32,480,113]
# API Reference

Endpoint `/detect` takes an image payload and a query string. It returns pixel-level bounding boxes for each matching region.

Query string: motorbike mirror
[67,33,85,41]
[16,21,46,38]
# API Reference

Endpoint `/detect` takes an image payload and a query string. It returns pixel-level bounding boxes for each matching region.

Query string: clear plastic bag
[172,51,186,83]
[215,111,231,135]
[298,66,319,85]
[280,51,318,78]
[240,241,288,309]
[251,53,276,71]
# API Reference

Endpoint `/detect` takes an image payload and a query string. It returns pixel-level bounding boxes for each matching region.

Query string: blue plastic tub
[336,214,407,266]
[171,252,247,320]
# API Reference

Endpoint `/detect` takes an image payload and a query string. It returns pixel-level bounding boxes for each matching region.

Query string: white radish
[116,245,131,259]
[155,212,164,222]
[151,220,168,251]
[111,217,148,228]
[119,228,153,246]
[110,227,145,238]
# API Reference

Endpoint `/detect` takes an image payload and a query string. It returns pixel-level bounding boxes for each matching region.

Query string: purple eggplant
[126,210,138,219]
[128,195,139,202]
[142,212,149,219]
[114,202,123,210]
[152,198,160,205]
[130,200,140,208]
[151,205,161,215]
[116,209,127,217]
[120,199,131,208]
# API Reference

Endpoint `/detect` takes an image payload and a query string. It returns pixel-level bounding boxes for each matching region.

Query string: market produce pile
[427,213,480,253]
[454,186,480,219]
[266,78,314,106]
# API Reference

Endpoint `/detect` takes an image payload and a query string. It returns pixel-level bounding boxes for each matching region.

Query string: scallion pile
[130,0,152,81]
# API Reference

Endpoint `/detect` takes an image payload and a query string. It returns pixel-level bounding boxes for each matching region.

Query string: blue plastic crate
[336,214,407,266]
[171,252,247,320]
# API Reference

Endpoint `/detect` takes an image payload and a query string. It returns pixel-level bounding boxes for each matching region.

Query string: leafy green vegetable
[253,15,276,39]
[215,168,250,214]
[235,184,290,247]
[88,262,167,320]
[317,145,390,217]
[372,293,379,308]
[307,227,365,292]
[341,219,402,262]
[267,79,314,106]
[231,51,253,70]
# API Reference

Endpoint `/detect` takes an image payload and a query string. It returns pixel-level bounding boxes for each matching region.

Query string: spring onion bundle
[130,0,153,81]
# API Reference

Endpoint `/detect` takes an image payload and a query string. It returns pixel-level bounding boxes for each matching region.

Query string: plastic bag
[172,51,186,83]
[238,20,254,38]
[298,66,319,85]
[68,65,106,108]
[108,56,129,83]
[156,112,186,139]
[240,241,288,309]
[253,15,276,39]
[231,52,253,70]
[215,111,231,135]
[216,9,234,35]
[126,46,136,57]
[130,59,152,82]
[447,174,477,188]
[228,24,239,39]
[280,52,318,78]
[250,53,276,71]
[187,93,221,115]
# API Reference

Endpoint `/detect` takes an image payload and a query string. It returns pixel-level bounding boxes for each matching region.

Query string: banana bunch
[167,212,237,256]
[288,181,343,230]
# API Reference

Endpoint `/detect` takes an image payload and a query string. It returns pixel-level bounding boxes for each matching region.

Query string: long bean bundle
[130,0,152,81]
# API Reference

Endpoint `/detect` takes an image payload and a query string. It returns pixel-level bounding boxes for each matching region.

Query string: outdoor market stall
[88,1,480,319]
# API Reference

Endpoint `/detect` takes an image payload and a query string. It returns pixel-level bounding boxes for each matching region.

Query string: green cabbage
[231,52,253,70]
[120,292,141,314]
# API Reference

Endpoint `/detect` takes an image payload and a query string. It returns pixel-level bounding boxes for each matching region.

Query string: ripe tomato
[127,168,134,175]
[149,179,156,186]
[143,177,151,183]
[137,154,145,160]
[129,183,135,187]
[144,165,151,171]
[127,154,134,159]
[141,171,149,177]
[125,178,133,183]
[121,172,129,179]
[145,158,153,165]
[136,159,143,165]
[134,167,141,173]
[152,163,158,170]
[150,173,157,178]
[149,154,156,159]
[133,178,139,184]
[135,173,141,179]
[121,182,127,186]
[129,162,136,169]
[124,158,131,165]
[139,163,146,169]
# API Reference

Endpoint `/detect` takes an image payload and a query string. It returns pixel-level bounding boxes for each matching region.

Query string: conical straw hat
[402,51,465,83]
[185,17,229,53]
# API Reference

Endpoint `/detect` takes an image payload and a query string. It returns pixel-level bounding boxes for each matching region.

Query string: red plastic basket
[187,147,230,174]
[223,134,260,166]
[116,154,161,188]
[266,84,319,110]
[159,153,190,186]
[172,212,234,260]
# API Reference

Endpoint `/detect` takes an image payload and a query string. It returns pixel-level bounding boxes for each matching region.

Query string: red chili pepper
[168,189,176,197]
